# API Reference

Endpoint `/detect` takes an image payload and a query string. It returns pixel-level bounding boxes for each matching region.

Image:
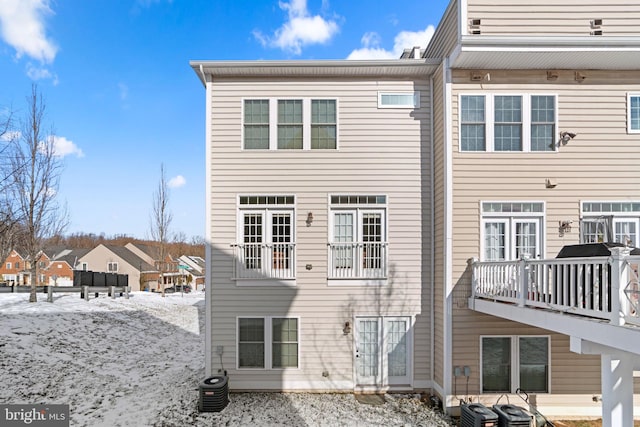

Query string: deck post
[601,352,634,427]
[468,258,477,309]
[47,285,53,303]
[518,255,529,307]
[609,247,630,326]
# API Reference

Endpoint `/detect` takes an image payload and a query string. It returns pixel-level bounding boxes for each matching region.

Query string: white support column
[601,352,634,427]
[609,247,630,326]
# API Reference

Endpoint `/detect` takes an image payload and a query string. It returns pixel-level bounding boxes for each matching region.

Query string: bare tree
[150,163,173,296]
[11,85,68,302]
[0,106,19,264]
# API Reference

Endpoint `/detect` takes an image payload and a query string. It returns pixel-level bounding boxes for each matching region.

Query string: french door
[483,218,541,261]
[240,210,293,276]
[354,316,412,387]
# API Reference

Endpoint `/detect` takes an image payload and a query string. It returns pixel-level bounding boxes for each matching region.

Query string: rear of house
[430,0,640,418]
[192,60,435,392]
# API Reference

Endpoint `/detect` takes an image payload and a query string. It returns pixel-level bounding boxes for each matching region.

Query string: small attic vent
[590,19,603,29]
[591,30,603,36]
[469,18,481,34]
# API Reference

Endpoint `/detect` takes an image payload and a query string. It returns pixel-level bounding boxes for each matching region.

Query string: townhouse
[192,0,640,422]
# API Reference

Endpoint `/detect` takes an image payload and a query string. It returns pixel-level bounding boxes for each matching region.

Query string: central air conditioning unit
[492,404,532,427]
[461,403,499,427]
[198,375,229,412]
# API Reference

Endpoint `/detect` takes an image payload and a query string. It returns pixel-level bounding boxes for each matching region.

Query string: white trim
[241,97,339,150]
[377,91,420,109]
[236,316,302,371]
[458,93,558,153]
[443,56,454,404]
[479,335,551,394]
[429,75,436,391]
[204,78,213,377]
[627,93,640,134]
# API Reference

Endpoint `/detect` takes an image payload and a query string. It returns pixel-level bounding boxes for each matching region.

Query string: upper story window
[581,201,640,246]
[233,195,296,282]
[107,262,118,272]
[481,202,545,261]
[328,195,388,281]
[377,92,420,109]
[244,100,270,149]
[6,262,10,269]
[243,99,337,150]
[628,93,640,134]
[460,94,557,152]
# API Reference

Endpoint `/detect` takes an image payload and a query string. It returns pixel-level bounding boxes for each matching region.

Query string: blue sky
[0,0,448,241]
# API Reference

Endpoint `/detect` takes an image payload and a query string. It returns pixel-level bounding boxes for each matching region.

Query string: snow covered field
[0,292,453,426]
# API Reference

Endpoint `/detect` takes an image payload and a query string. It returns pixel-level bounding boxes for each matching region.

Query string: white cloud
[0,0,58,63]
[118,83,129,101]
[168,175,186,189]
[49,136,84,158]
[346,26,436,60]
[26,62,58,84]
[254,0,339,55]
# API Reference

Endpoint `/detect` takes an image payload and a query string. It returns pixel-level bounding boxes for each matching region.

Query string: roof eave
[190,59,439,85]
[450,35,640,70]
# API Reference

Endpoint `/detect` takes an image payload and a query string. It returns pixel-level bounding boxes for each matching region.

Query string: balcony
[327,242,388,280]
[471,248,640,327]
[231,243,296,281]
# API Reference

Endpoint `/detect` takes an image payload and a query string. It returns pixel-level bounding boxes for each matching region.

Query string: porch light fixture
[343,321,351,335]
[560,131,577,144]
[559,220,573,236]
[306,212,314,226]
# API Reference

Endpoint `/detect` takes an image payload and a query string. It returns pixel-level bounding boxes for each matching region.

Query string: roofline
[458,35,640,50]
[190,59,439,86]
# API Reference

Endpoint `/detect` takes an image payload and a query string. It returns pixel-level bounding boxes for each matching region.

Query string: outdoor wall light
[306,212,314,226]
[560,131,577,144]
[343,321,351,335]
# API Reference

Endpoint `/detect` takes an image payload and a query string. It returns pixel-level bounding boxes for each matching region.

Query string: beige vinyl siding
[431,64,447,391]
[424,0,459,60]
[208,78,431,389]
[449,69,640,396]
[466,0,640,36]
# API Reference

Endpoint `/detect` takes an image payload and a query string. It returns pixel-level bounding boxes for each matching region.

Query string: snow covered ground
[0,291,454,426]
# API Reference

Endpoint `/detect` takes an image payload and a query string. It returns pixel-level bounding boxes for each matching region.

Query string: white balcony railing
[471,249,640,326]
[327,242,388,279]
[231,243,296,280]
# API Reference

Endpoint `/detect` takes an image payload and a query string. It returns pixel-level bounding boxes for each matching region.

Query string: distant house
[78,244,156,292]
[177,255,205,290]
[0,250,25,285]
[42,248,90,286]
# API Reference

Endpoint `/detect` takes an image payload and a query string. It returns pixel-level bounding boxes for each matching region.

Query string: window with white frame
[481,202,545,261]
[329,195,388,280]
[6,262,10,269]
[237,317,299,369]
[243,99,337,150]
[377,92,420,108]
[481,336,549,393]
[235,196,295,280]
[460,94,557,152]
[628,93,640,133]
[581,201,640,246]
[107,262,118,272]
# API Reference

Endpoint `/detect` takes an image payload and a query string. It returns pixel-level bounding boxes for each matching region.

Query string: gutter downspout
[429,75,435,389]
[203,70,213,377]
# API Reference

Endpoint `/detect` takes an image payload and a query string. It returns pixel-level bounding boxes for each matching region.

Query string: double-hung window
[235,196,295,281]
[244,100,270,149]
[481,336,549,393]
[460,94,557,152]
[628,93,640,134]
[581,201,640,246]
[237,317,299,369]
[328,195,387,280]
[107,262,118,272]
[243,99,337,150]
[481,202,545,261]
